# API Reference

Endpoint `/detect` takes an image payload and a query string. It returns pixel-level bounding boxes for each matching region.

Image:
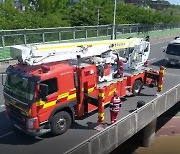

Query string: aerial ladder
[10,37,150,70]
[3,37,165,137]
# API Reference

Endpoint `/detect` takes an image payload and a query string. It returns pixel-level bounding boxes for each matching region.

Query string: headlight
[27,117,37,129]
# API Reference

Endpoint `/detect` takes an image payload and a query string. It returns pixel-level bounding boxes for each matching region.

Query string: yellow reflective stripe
[158,85,163,88]
[37,39,135,51]
[58,92,69,99]
[108,88,116,96]
[98,113,104,117]
[99,92,105,98]
[27,109,31,116]
[88,87,94,93]
[104,101,110,105]
[160,70,165,75]
[98,113,105,120]
[36,100,45,106]
[7,101,30,116]
[43,100,56,109]
[67,93,76,100]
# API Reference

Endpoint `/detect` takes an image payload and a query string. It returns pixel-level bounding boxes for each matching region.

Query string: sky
[167,0,180,5]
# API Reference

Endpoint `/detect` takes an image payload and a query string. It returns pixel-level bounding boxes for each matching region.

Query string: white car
[164,37,180,66]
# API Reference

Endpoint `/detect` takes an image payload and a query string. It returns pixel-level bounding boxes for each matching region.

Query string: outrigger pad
[136,100,145,109]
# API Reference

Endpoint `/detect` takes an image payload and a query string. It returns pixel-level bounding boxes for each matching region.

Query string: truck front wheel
[51,111,72,135]
[132,80,143,96]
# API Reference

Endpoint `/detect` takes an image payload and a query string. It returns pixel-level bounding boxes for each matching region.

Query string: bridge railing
[0,23,180,61]
[65,84,180,154]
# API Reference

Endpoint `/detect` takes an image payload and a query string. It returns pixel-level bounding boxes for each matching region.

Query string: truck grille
[7,105,26,127]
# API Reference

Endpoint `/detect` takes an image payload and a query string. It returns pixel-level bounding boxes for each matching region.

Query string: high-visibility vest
[110,96,121,112]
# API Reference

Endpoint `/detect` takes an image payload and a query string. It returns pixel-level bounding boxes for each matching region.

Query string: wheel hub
[134,85,140,93]
[56,118,66,130]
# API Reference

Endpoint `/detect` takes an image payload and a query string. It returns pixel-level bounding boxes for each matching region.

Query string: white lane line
[0,131,14,138]
[148,58,156,62]
[0,105,5,107]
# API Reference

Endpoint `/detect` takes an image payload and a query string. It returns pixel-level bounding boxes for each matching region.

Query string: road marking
[173,116,180,119]
[159,135,168,137]
[148,58,156,62]
[162,126,175,128]
[0,105,5,107]
[0,131,14,139]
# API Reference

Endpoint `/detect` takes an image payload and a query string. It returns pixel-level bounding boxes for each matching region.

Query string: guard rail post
[98,88,105,123]
[158,66,165,92]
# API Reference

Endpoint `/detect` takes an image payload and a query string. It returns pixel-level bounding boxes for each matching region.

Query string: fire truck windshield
[4,74,36,102]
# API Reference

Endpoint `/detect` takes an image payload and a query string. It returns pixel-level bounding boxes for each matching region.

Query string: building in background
[14,0,25,10]
[124,0,143,5]
[124,0,170,9]
[150,0,170,9]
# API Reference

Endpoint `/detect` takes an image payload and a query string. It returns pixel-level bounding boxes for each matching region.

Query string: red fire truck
[3,38,165,136]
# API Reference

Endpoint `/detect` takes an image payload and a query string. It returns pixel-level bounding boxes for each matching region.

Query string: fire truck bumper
[12,119,51,137]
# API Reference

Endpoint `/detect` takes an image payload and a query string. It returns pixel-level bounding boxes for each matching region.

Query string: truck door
[37,77,59,122]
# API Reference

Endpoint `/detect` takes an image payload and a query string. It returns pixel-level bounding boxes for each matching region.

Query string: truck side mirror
[162,47,166,52]
[39,83,48,101]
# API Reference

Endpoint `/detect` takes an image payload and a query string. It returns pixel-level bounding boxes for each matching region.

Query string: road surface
[0,36,180,154]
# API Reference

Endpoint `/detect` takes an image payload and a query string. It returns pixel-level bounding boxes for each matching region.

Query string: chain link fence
[0,23,180,61]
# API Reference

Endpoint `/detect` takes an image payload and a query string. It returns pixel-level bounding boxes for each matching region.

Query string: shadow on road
[150,59,167,67]
[0,111,42,145]
[0,111,13,136]
[151,59,180,69]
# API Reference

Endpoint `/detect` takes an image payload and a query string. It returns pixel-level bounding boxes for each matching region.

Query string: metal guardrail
[65,84,180,154]
[0,23,180,61]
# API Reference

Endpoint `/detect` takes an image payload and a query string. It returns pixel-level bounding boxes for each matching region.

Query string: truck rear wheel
[51,111,72,135]
[132,80,143,96]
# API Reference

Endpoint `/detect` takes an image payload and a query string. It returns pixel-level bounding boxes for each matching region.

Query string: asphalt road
[0,36,180,154]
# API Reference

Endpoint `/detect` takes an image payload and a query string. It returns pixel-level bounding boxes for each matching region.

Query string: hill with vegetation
[0,0,180,29]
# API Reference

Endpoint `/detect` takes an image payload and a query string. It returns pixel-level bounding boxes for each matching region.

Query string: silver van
[164,37,180,65]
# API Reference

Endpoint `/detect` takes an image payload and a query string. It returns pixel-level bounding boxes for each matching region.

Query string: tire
[132,80,143,96]
[51,111,72,135]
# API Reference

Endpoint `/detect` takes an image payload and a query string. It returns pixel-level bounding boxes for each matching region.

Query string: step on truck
[2,37,165,136]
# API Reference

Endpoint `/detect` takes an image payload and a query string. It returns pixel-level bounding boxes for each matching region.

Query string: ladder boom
[10,37,150,70]
[10,38,138,65]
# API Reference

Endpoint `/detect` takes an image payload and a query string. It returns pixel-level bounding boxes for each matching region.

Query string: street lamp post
[97,8,100,26]
[112,0,117,40]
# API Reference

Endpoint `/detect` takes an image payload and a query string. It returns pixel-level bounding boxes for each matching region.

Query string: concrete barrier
[65,83,180,154]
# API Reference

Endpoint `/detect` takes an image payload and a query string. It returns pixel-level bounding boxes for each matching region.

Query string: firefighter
[110,91,121,124]
[114,60,123,78]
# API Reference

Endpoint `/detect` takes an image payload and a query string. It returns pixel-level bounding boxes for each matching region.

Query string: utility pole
[97,8,100,26]
[112,0,117,40]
